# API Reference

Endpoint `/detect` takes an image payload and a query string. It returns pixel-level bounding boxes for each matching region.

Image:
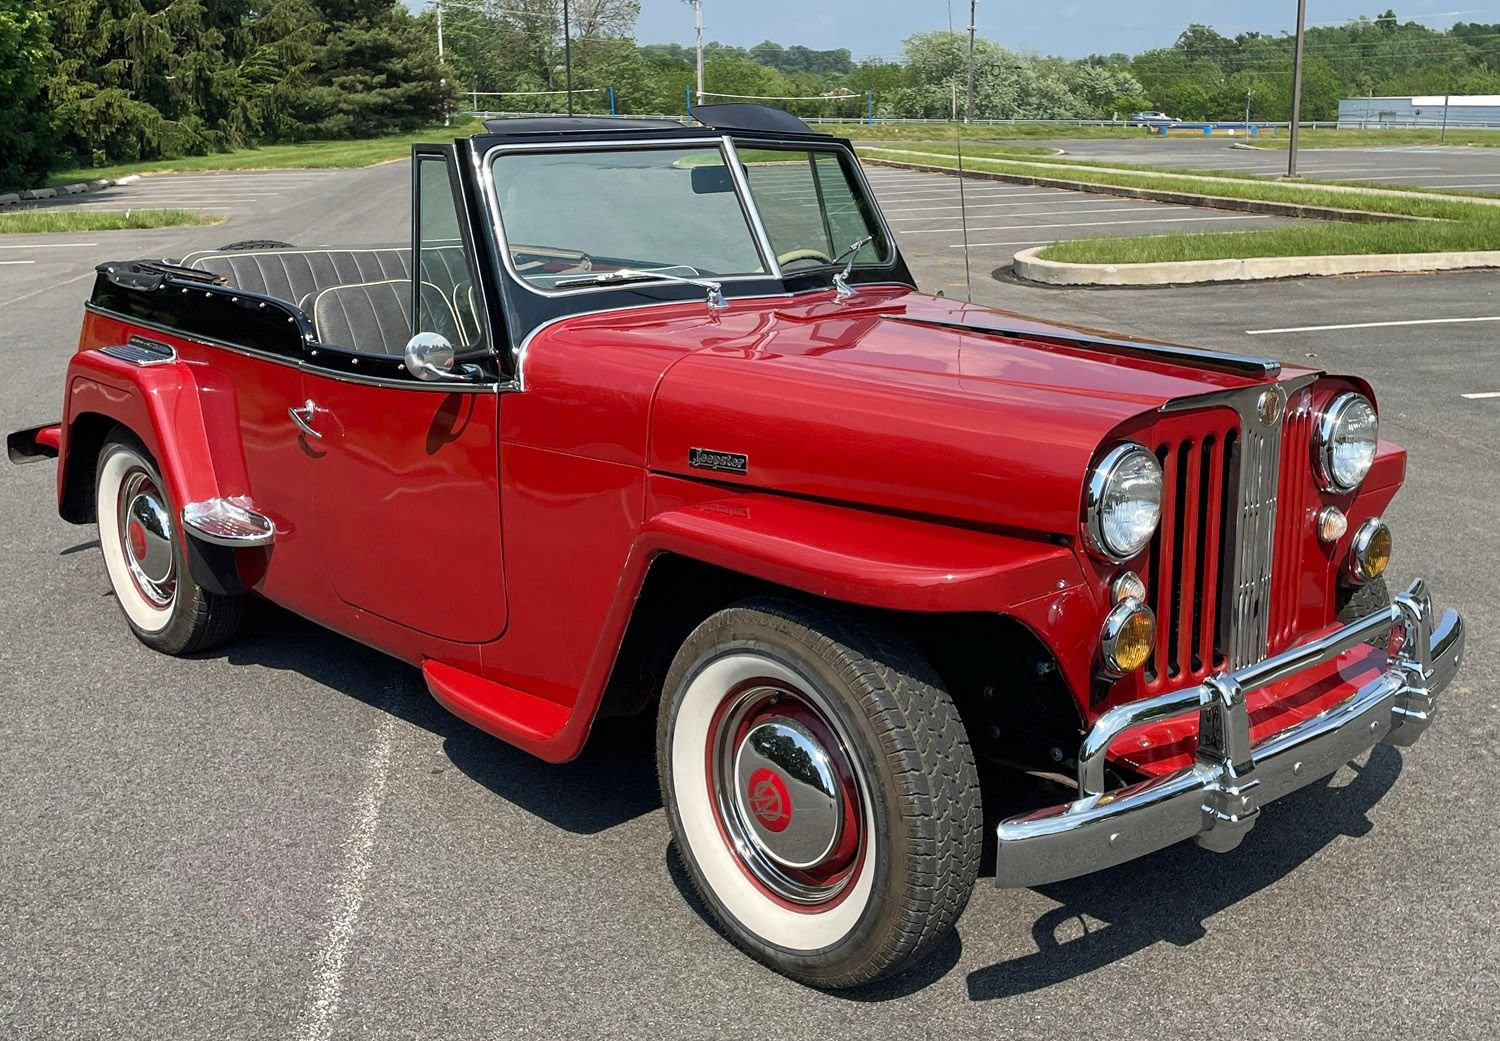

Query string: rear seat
[181,246,479,352]
[308,280,463,356]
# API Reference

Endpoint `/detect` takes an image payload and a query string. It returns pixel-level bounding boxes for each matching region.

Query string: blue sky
[633,1,1498,59]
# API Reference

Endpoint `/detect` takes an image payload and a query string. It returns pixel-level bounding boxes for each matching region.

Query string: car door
[296,147,508,644]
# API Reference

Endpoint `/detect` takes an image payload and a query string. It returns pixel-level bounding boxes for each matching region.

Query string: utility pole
[435,0,448,126]
[965,0,977,124]
[692,1,705,106]
[1287,0,1307,177]
[562,0,573,115]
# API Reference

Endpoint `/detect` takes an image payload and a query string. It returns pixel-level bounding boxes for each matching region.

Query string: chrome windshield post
[721,135,784,281]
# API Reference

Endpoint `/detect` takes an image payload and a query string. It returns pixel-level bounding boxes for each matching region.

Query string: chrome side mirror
[404,332,465,382]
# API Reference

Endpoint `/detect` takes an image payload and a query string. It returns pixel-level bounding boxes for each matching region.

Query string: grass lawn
[0,209,222,234]
[47,119,483,185]
[1037,217,1500,264]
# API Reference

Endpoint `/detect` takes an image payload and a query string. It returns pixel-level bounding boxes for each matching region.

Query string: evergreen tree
[295,0,449,137]
[0,0,54,190]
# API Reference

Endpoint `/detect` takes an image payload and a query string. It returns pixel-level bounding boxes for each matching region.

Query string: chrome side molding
[181,498,275,547]
[994,579,1464,889]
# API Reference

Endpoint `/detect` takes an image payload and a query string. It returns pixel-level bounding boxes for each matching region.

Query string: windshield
[491,146,765,289]
[734,146,891,273]
[488,141,889,292]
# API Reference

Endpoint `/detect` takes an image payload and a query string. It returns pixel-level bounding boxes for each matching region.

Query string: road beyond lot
[1,162,1496,1040]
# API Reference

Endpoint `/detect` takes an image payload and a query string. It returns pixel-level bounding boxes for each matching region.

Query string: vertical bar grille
[1269,391,1316,651]
[1143,417,1236,689]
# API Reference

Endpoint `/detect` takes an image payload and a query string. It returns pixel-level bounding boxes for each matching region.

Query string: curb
[860,158,1420,224]
[2,175,136,209]
[1012,247,1500,286]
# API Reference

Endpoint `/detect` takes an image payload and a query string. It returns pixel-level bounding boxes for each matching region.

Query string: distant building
[1339,95,1500,129]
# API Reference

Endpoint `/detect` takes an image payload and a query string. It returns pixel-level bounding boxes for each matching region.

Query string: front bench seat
[309,279,464,356]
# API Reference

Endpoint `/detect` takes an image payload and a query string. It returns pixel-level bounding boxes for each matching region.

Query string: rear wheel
[95,432,246,655]
[657,598,981,989]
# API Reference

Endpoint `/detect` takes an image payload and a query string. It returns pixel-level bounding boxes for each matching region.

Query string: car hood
[643,287,1285,535]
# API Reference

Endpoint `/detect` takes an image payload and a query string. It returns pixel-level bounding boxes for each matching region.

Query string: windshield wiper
[830,235,875,299]
[556,268,726,310]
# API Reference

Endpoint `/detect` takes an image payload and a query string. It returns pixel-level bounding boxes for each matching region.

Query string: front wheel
[657,598,981,989]
[95,432,246,655]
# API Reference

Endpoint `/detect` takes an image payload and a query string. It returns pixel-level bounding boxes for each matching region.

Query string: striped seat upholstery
[308,279,463,356]
[180,247,411,313]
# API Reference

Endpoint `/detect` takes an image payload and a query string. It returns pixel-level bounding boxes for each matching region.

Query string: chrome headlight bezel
[1313,392,1379,493]
[1084,443,1163,563]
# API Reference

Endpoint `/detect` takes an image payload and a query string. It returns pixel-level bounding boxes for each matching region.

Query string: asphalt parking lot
[1004,136,1500,191]
[2,161,1496,1040]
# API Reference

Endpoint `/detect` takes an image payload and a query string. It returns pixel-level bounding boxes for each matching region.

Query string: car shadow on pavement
[965,744,1404,1000]
[223,602,661,836]
[661,839,966,1001]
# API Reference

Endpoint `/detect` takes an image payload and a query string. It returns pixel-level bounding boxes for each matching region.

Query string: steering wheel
[777,247,833,267]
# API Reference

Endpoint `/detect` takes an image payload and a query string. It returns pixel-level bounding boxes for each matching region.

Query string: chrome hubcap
[733,720,842,869]
[119,471,175,607]
[711,681,864,906]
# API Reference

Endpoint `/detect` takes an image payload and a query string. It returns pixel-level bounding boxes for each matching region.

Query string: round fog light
[1101,598,1156,675]
[1350,518,1392,583]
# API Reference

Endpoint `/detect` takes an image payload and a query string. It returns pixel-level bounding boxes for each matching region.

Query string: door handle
[288,400,323,439]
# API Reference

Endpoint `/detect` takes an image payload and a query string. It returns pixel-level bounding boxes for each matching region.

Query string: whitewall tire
[95,432,246,655]
[658,598,981,989]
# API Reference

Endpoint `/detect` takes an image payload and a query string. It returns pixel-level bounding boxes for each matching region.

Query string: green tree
[295,0,449,137]
[0,0,54,190]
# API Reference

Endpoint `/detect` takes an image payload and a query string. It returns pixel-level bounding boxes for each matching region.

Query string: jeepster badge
[689,447,748,476]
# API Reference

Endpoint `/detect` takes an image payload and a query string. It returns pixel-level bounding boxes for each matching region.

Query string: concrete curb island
[1013,247,1500,286]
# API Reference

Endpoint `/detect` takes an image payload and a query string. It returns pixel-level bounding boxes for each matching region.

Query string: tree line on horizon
[6,3,1500,193]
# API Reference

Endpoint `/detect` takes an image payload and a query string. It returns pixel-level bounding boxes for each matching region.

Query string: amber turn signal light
[1101,598,1156,676]
[1350,519,1392,584]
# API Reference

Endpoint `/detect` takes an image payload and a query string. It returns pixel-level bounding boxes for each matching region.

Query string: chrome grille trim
[1228,423,1280,668]
[1161,374,1319,669]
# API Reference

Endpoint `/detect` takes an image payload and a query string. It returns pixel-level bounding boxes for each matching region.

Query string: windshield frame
[477,132,900,302]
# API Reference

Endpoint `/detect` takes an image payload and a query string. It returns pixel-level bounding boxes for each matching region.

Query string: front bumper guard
[995,578,1464,889]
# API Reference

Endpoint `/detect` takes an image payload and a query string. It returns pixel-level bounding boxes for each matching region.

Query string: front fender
[637,489,1085,612]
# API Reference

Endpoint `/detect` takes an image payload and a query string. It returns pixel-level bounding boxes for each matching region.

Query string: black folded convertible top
[479,104,824,142]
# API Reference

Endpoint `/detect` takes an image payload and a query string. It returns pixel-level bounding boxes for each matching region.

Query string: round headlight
[1315,392,1378,492]
[1085,443,1163,562]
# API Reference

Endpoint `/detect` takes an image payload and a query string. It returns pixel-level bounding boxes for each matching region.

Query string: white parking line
[938,214,1273,241]
[890,204,1173,222]
[0,260,36,265]
[1247,315,1500,335]
[294,712,396,1041]
[1461,391,1500,399]
[883,194,1155,213]
[0,242,99,249]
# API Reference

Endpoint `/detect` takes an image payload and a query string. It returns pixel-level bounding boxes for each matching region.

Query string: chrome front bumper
[995,579,1465,889]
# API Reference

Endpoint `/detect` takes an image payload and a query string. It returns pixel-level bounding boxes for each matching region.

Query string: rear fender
[60,347,249,524]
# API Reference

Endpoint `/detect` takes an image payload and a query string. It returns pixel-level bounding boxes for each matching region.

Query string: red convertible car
[8,106,1465,989]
